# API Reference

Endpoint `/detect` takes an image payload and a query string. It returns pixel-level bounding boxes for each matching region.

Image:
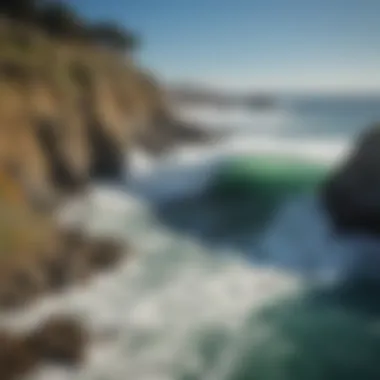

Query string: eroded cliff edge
[0,1,208,313]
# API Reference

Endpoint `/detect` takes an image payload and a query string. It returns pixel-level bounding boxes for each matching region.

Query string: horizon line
[163,79,380,96]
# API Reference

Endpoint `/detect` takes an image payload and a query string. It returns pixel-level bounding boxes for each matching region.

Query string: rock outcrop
[321,124,380,235]
[0,0,206,310]
[0,315,88,380]
[0,221,125,310]
[0,5,207,210]
[28,315,89,366]
[0,160,125,310]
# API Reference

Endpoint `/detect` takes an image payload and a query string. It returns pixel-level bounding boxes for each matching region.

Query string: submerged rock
[321,124,380,235]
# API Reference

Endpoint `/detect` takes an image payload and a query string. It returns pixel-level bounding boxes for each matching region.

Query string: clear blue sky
[66,0,380,92]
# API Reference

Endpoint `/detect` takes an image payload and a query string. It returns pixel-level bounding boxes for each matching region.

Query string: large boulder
[321,124,380,235]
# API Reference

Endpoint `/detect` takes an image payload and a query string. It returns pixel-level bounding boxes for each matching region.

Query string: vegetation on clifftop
[0,0,139,53]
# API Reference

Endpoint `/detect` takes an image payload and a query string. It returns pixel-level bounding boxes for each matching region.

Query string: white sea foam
[176,105,289,132]
[15,184,380,380]
[126,104,352,202]
[127,133,350,202]
[2,187,298,380]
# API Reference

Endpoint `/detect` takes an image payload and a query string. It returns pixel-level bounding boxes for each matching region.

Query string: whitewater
[2,104,380,380]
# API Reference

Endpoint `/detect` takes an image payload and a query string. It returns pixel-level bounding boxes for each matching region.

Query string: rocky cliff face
[321,124,380,235]
[0,4,213,314]
[0,16,198,209]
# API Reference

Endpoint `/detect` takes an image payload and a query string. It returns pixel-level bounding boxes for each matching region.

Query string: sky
[66,0,380,93]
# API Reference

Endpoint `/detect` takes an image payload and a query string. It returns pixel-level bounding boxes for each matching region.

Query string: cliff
[0,1,208,312]
[0,1,204,209]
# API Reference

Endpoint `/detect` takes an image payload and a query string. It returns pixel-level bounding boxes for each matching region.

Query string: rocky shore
[0,315,88,380]
[0,1,210,377]
[2,2,379,379]
[0,0,210,305]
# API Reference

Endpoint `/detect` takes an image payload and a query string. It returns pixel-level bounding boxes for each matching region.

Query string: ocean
[5,94,380,380]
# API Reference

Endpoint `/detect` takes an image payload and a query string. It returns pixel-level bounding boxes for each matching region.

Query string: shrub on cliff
[0,0,139,53]
[0,0,39,23]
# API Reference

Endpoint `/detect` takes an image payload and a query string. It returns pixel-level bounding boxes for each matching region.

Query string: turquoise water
[206,281,380,380]
[153,155,330,255]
